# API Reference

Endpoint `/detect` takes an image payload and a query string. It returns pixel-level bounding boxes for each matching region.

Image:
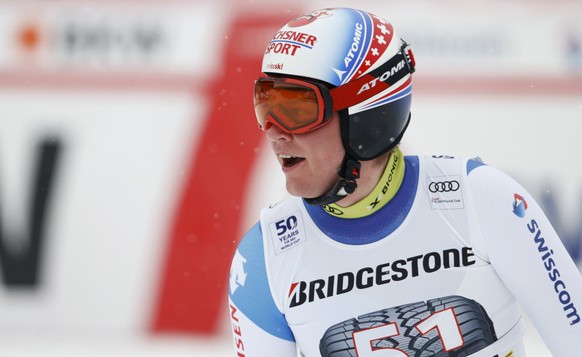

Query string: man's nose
[264,121,292,142]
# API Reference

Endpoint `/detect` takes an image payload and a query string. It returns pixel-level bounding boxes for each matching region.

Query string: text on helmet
[265,31,317,56]
[357,59,406,95]
[344,23,363,68]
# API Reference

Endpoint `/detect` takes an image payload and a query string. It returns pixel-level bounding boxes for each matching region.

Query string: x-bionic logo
[429,180,460,193]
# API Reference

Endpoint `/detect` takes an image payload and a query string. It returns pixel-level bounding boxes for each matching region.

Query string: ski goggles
[254,41,416,134]
[254,77,334,134]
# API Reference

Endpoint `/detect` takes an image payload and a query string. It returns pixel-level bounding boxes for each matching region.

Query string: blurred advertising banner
[0,2,223,76]
[0,0,580,343]
[0,0,294,337]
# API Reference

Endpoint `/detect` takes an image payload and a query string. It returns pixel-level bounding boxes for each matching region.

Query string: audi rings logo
[426,175,464,210]
[429,180,460,193]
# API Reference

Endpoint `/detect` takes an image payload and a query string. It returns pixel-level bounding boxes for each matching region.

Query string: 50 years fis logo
[269,211,307,255]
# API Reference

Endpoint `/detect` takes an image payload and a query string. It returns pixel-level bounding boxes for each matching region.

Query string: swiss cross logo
[356,15,393,75]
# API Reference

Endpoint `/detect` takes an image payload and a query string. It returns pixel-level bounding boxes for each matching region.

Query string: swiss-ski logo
[229,250,247,294]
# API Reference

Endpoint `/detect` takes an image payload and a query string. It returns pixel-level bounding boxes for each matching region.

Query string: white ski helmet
[261,7,415,161]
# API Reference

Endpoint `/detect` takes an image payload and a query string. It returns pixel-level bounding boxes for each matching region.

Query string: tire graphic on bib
[319,295,497,356]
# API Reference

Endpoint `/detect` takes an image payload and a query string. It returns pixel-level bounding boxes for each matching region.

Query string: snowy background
[0,0,581,356]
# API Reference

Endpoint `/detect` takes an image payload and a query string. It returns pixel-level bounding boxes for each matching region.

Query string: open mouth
[279,154,305,168]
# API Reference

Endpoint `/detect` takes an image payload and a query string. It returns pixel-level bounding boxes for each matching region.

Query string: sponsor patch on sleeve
[426,175,464,210]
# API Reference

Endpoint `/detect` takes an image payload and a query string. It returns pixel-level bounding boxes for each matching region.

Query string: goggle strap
[330,41,415,112]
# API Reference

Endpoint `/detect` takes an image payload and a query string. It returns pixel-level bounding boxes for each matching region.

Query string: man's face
[265,112,344,199]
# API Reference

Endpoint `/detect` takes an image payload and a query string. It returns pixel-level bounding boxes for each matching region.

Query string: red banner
[151,12,294,334]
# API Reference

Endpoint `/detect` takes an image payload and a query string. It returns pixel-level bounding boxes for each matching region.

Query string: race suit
[228,154,582,356]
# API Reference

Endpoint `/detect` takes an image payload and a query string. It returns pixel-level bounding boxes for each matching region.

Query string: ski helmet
[261,7,415,161]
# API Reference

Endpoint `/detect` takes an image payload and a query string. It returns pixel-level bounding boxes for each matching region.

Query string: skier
[228,7,582,356]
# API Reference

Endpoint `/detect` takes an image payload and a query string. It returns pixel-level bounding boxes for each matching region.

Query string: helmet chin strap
[304,155,361,206]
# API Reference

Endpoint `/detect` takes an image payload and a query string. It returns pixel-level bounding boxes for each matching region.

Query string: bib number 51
[353,308,463,356]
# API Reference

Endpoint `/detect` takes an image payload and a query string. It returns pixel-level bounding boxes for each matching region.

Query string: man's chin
[286,183,322,200]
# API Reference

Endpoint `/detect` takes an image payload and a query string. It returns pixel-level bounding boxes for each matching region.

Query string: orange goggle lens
[254,77,330,134]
